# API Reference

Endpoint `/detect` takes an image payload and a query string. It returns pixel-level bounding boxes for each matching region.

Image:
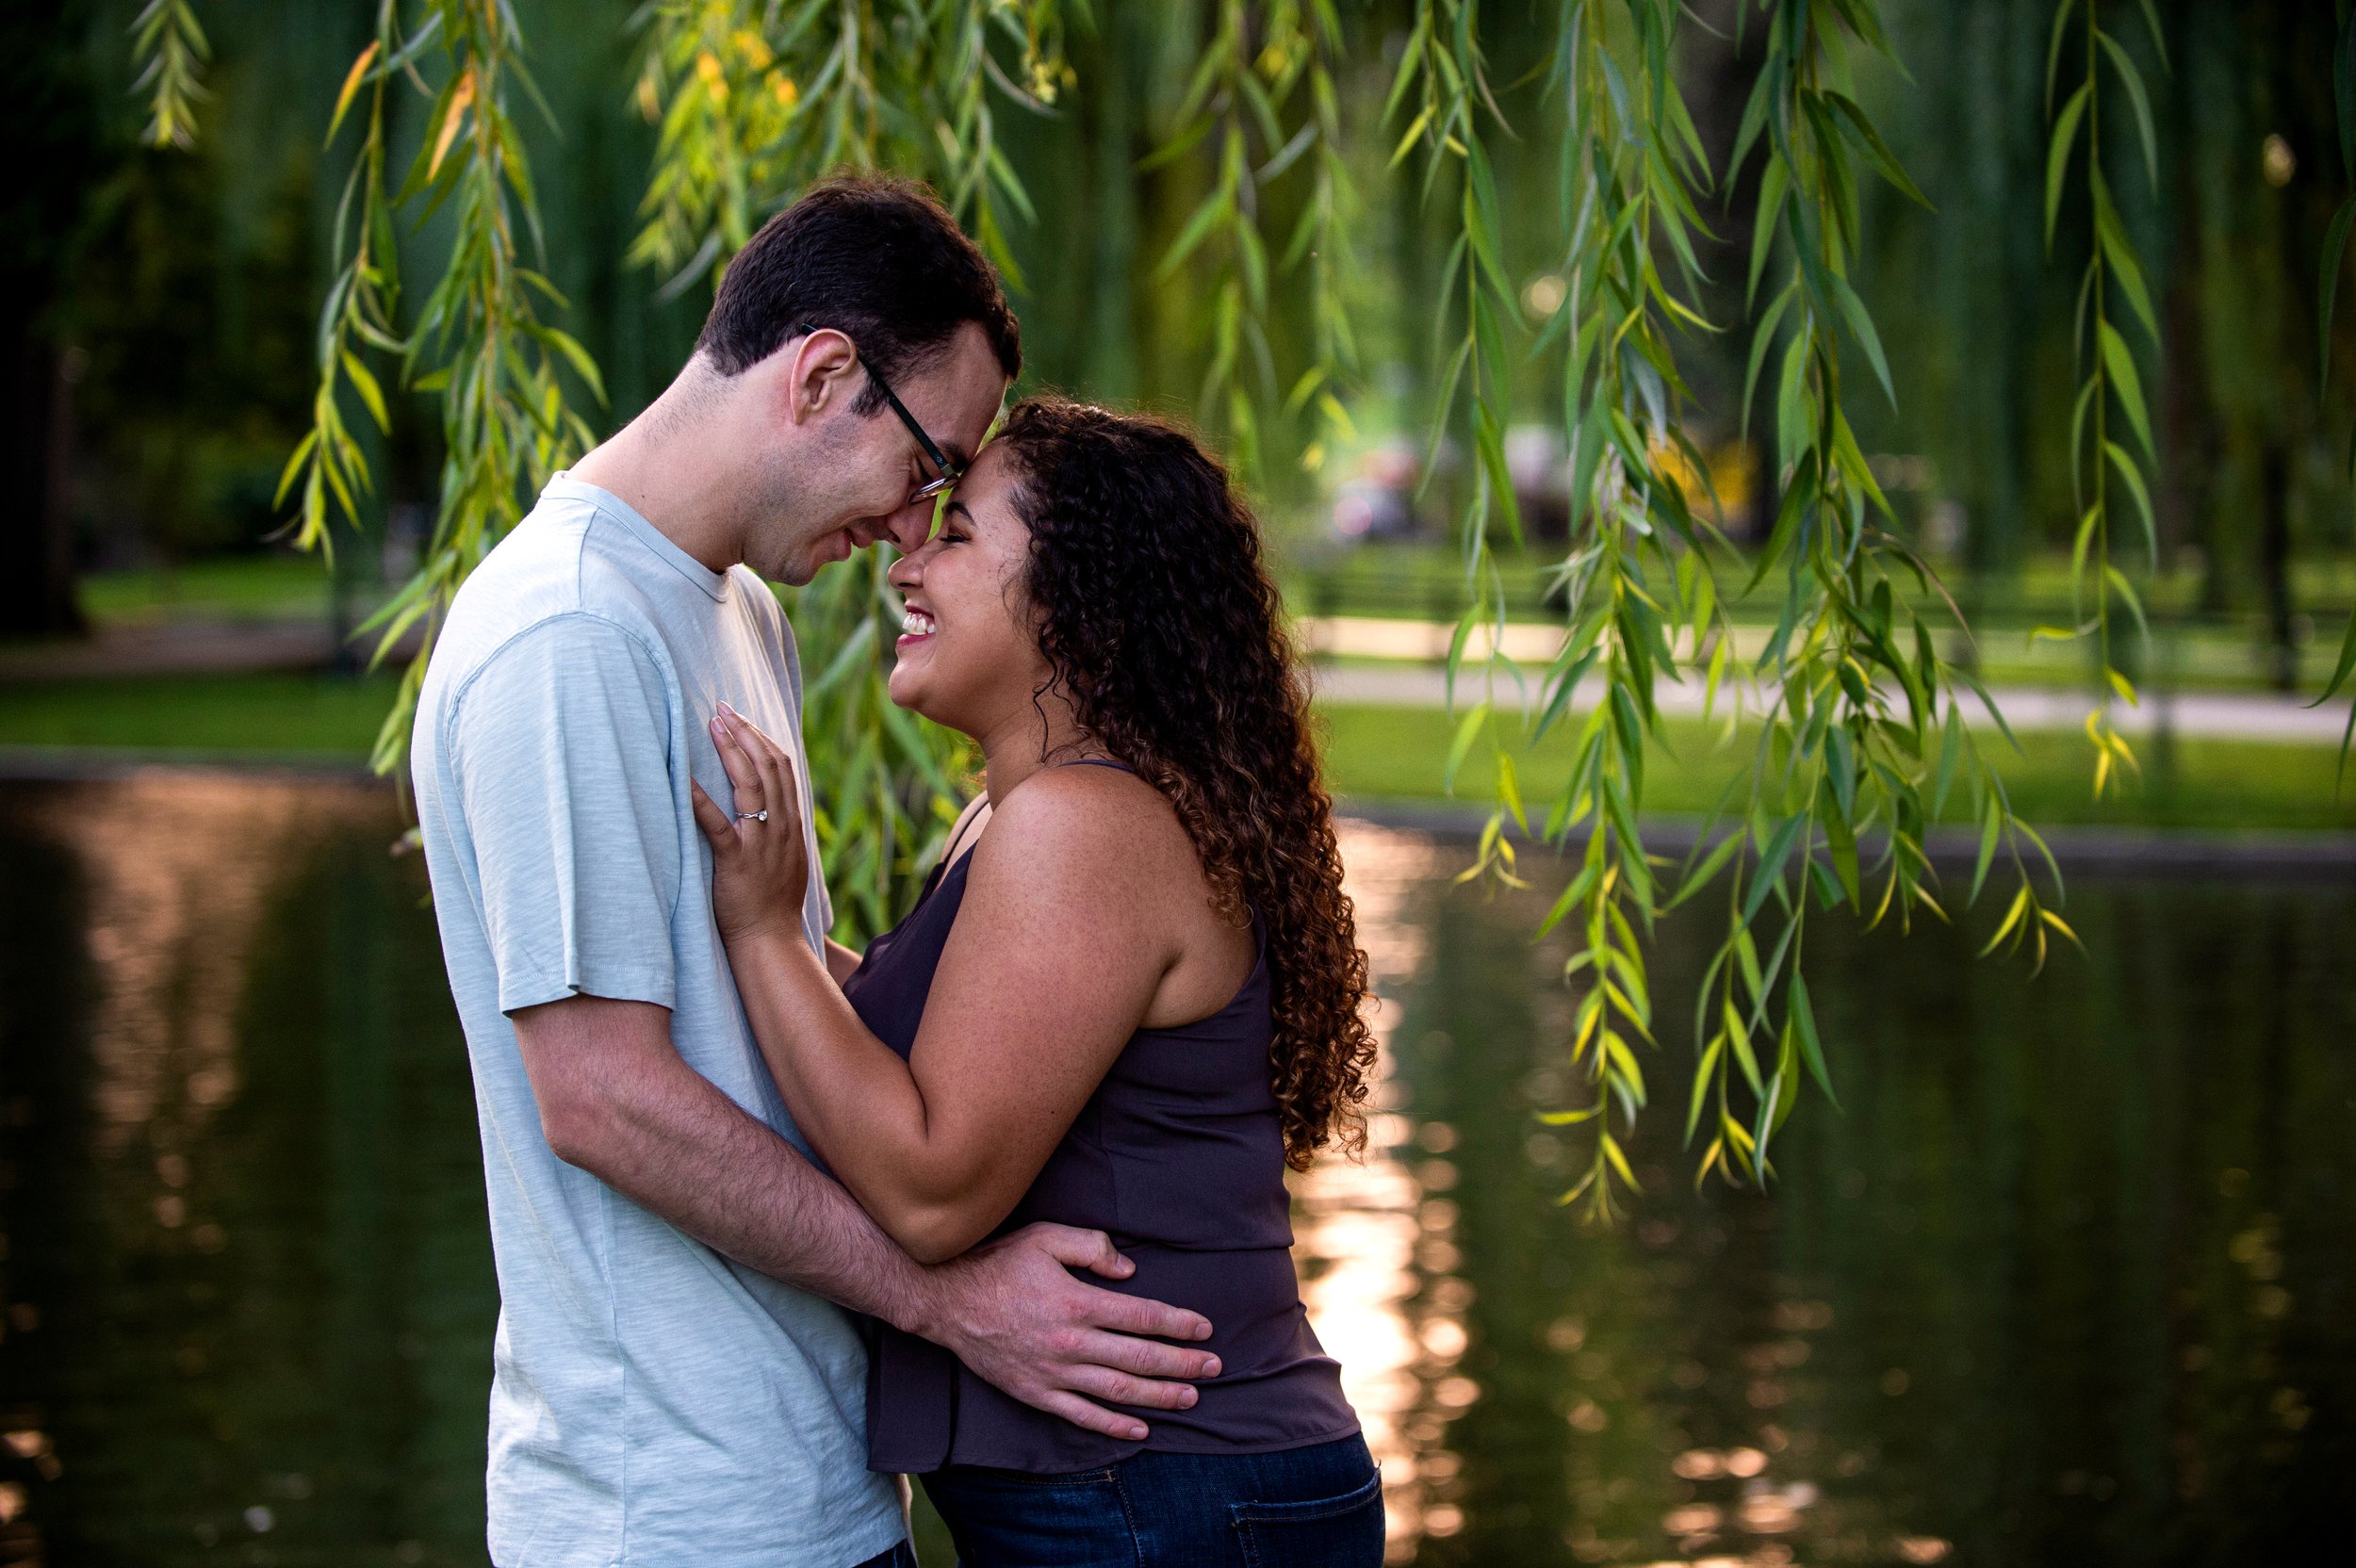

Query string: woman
[688,397,1383,1566]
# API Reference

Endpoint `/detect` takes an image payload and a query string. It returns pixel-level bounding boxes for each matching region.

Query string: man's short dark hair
[695,172,1021,413]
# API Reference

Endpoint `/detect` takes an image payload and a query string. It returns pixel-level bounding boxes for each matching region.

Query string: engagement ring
[736,809,769,823]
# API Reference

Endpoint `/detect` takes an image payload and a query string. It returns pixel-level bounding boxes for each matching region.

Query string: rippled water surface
[1,773,2349,1566]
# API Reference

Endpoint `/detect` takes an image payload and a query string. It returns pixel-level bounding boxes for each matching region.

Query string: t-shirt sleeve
[447,612,682,1014]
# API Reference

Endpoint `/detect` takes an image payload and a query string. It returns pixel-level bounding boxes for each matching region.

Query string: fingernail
[718,699,739,718]
[1178,1388,1198,1408]
[1127,1425,1148,1440]
[1201,1358,1221,1378]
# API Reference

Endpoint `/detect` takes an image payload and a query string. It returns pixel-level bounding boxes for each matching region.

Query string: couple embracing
[412,174,1384,1567]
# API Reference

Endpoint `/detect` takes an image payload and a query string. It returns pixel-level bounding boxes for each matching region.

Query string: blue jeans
[919,1434,1383,1568]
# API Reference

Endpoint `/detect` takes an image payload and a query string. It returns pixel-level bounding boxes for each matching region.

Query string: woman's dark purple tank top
[839,764,1359,1474]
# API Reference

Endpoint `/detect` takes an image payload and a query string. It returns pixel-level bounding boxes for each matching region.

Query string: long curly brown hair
[991,396,1376,1168]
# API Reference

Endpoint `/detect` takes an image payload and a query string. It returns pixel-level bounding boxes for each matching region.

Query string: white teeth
[900,607,936,636]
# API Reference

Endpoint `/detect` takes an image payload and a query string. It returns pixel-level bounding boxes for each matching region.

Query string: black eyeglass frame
[795,321,964,505]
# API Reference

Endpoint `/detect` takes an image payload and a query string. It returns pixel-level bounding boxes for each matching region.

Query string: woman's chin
[884,668,937,722]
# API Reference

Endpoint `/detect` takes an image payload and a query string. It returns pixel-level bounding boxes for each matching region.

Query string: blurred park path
[1303,619,2353,743]
[4,610,2346,745]
[1311,662,2351,743]
[0,619,422,683]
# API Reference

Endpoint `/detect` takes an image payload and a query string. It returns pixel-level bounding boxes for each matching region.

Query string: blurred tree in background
[17,0,2350,1203]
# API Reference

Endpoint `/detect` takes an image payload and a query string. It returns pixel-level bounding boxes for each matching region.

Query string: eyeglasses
[797,321,964,506]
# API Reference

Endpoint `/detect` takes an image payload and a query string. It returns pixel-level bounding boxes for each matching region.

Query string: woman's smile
[897,600,938,646]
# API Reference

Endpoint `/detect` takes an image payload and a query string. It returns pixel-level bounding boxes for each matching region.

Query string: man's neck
[570,390,747,575]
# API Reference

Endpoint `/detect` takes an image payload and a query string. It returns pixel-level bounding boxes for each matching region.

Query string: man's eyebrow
[942,443,975,471]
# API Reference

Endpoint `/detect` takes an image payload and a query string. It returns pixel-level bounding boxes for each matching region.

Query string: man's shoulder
[433,506,677,687]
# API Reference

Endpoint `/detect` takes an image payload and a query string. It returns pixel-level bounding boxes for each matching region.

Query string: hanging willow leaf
[2048,0,2168,795]
[2045,82,2090,249]
[131,0,210,150]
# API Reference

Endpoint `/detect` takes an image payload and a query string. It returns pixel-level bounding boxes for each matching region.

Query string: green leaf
[533,326,606,405]
[1742,814,1807,930]
[2135,0,2170,71]
[1824,90,1931,208]
[2045,0,2080,113]
[1686,1037,1722,1142]
[1667,829,1748,913]
[1970,793,2006,908]
[1822,796,1861,909]
[1979,884,2033,957]
[2099,321,2156,462]
[272,428,319,509]
[1535,860,1602,941]
[1789,972,1838,1106]
[2045,83,2091,252]
[1748,157,1789,309]
[1444,701,1491,793]
[1155,187,1232,281]
[2313,609,2356,707]
[1741,282,1796,437]
[1934,705,1965,819]
[1827,268,1895,409]
[2321,197,2355,383]
[339,350,389,432]
[1137,116,1214,174]
[2096,31,2160,188]
[2104,441,2159,564]
[2093,180,2161,342]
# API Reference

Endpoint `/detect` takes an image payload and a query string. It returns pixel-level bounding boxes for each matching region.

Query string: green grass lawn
[0,672,401,758]
[1317,704,2356,836]
[4,670,2349,835]
[77,554,352,623]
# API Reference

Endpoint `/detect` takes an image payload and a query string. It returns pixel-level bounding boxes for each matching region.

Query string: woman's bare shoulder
[977,763,1200,890]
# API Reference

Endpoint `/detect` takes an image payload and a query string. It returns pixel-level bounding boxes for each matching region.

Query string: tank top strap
[1055,757,1134,775]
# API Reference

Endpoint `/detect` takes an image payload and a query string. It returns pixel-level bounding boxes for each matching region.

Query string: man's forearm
[550,1036,933,1332]
[514,995,1216,1441]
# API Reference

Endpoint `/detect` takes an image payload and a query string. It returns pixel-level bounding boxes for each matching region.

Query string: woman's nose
[887,548,923,589]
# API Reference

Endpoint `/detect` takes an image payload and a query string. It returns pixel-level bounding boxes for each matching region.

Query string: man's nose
[881,499,935,554]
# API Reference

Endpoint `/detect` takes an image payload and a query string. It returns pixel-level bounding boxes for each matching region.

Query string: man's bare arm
[511,993,1220,1438]
[825,937,863,986]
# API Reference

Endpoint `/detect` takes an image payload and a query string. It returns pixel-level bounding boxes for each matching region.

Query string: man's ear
[782,328,859,429]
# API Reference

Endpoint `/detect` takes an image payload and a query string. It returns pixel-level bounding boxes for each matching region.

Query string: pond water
[0,772,2348,1567]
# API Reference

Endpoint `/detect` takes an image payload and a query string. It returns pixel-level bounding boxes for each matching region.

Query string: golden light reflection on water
[1296,822,1948,1568]
[1294,822,1470,1564]
[22,769,387,1184]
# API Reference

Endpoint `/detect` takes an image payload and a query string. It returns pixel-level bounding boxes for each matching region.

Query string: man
[411,175,1218,1568]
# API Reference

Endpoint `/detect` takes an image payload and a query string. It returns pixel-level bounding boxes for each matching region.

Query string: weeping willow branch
[1387,0,1523,881]
[1516,0,1728,1221]
[286,0,605,780]
[1151,0,1358,481]
[1692,0,2072,1192]
[1391,0,2062,1217]
[130,0,210,149]
[2042,0,2165,797]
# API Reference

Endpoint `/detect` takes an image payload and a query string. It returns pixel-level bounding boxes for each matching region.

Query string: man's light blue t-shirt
[411,475,903,1567]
